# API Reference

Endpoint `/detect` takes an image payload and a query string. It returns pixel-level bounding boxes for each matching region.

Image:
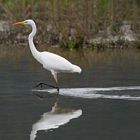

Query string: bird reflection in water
[30,98,82,140]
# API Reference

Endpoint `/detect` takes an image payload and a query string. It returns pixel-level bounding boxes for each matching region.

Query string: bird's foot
[34,82,59,92]
[35,82,44,88]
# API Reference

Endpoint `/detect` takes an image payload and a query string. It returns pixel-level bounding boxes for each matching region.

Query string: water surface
[0,46,140,140]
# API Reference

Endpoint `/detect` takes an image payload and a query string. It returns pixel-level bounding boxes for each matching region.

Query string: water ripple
[33,86,140,100]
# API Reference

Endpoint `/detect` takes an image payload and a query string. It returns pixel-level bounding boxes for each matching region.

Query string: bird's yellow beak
[13,21,24,25]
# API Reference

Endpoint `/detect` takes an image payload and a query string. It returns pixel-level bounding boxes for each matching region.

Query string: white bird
[14,19,81,91]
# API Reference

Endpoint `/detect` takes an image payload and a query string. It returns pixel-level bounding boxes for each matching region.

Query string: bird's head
[13,19,35,26]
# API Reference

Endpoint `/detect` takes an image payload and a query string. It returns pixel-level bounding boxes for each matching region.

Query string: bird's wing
[40,52,74,73]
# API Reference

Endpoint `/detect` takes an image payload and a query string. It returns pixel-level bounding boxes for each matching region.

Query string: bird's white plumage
[40,51,81,73]
[14,19,81,84]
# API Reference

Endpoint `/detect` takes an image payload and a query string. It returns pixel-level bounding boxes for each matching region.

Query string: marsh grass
[0,0,140,48]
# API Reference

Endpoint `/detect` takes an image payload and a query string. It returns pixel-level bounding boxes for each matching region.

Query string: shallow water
[0,47,140,140]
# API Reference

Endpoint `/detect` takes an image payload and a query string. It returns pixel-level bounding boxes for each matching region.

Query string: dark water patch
[0,47,140,140]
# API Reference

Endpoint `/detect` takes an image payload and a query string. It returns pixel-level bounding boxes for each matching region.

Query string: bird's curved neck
[28,22,41,63]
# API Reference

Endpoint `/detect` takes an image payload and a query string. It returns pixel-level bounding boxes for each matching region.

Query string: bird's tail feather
[72,64,82,73]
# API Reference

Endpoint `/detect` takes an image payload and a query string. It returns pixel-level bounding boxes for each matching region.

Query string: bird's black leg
[51,71,59,93]
[35,82,59,92]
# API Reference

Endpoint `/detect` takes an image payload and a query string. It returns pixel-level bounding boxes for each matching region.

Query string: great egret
[14,19,82,92]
